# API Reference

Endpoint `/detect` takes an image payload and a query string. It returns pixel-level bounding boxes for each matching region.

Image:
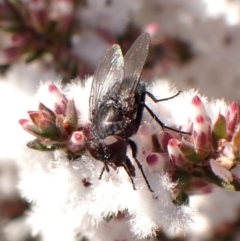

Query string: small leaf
[25,49,45,63]
[64,100,78,131]
[151,134,161,152]
[171,170,192,191]
[27,139,64,151]
[155,132,173,152]
[212,113,227,149]
[210,159,233,183]
[173,192,189,206]
[179,139,202,164]
[202,167,240,191]
[38,103,56,122]
[38,120,61,139]
[232,125,240,150]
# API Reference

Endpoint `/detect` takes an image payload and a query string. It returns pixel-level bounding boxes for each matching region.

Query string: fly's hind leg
[123,157,136,190]
[128,139,153,192]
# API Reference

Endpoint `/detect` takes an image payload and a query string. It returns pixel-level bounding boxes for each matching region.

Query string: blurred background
[2,0,240,240]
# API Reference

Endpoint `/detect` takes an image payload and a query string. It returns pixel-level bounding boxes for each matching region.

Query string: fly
[83,33,188,192]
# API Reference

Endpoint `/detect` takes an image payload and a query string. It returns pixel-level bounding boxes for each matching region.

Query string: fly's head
[85,135,128,168]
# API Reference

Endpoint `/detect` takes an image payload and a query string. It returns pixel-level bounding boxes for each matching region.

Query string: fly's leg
[129,139,153,192]
[146,90,181,102]
[99,158,136,190]
[145,91,190,135]
[99,167,105,179]
[123,157,136,190]
[99,162,110,179]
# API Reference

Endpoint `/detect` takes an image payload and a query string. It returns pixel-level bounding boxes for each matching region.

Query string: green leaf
[27,139,65,151]
[179,139,202,164]
[202,168,240,191]
[232,125,240,150]
[173,192,189,206]
[151,134,161,152]
[171,170,192,191]
[25,49,45,63]
[65,100,78,131]
[212,113,226,150]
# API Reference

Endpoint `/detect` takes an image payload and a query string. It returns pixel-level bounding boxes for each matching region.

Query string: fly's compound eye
[85,140,104,161]
[103,135,127,165]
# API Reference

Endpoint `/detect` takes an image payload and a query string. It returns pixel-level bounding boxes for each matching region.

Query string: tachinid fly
[83,33,185,191]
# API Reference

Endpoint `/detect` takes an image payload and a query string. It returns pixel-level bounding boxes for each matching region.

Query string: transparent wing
[89,44,124,120]
[120,33,150,95]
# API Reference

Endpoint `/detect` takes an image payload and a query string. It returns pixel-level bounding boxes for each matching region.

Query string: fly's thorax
[96,99,123,123]
[91,98,125,138]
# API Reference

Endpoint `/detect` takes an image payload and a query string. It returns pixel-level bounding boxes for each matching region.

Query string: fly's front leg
[146,90,181,102]
[144,90,190,135]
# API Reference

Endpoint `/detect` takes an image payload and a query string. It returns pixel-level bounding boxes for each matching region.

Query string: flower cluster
[135,91,240,204]
[0,0,89,80]
[19,84,85,157]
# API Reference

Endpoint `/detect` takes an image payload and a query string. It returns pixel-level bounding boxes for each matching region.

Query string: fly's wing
[89,44,124,120]
[120,33,150,95]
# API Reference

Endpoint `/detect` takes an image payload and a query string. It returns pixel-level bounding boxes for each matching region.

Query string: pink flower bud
[190,95,210,125]
[187,178,213,194]
[193,115,212,157]
[68,131,85,153]
[0,47,22,65]
[28,111,51,126]
[168,139,188,168]
[210,159,233,184]
[70,131,85,146]
[28,0,49,33]
[50,0,74,32]
[11,32,33,47]
[156,131,173,152]
[136,123,153,157]
[146,152,174,173]
[37,119,60,139]
[144,22,159,37]
[226,102,239,140]
[48,84,68,115]
[19,119,42,138]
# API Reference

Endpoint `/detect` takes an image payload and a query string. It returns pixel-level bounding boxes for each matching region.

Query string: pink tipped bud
[12,32,32,46]
[37,120,60,139]
[156,131,173,152]
[19,119,42,138]
[168,139,188,168]
[188,178,213,194]
[71,131,85,146]
[193,115,212,157]
[146,152,173,173]
[137,123,153,157]
[226,102,239,140]
[68,131,85,153]
[0,47,22,65]
[50,0,74,31]
[146,153,159,166]
[28,111,51,126]
[210,159,233,184]
[144,22,159,36]
[190,95,210,125]
[28,0,49,33]
[48,84,68,115]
